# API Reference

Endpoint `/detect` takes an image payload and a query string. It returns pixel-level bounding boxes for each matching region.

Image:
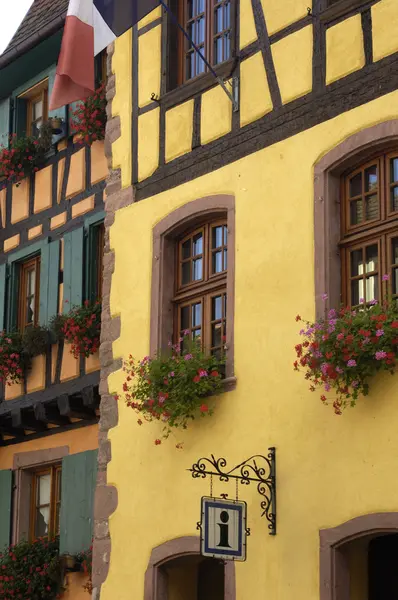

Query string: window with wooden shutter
[30,465,62,541]
[17,79,49,138]
[341,150,398,306]
[63,228,84,312]
[59,450,98,556]
[0,470,12,550]
[174,220,227,359]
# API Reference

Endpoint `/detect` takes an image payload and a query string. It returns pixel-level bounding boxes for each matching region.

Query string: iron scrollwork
[189,447,276,535]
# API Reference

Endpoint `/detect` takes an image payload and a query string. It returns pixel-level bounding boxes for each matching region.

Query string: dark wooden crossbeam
[57,394,96,420]
[34,403,71,427]
[11,408,47,432]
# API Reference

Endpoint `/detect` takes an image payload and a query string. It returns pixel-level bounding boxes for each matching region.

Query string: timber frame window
[30,465,61,541]
[18,255,41,331]
[18,79,49,137]
[175,221,227,357]
[167,0,235,90]
[84,214,105,304]
[341,151,398,307]
[151,195,236,384]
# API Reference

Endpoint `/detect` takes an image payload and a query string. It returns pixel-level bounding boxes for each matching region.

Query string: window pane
[193,258,203,280]
[212,295,223,321]
[365,194,379,220]
[394,268,398,296]
[28,268,36,296]
[192,302,202,327]
[35,506,49,537]
[212,251,223,274]
[223,225,228,244]
[182,261,191,285]
[181,306,190,330]
[350,199,363,225]
[193,233,203,256]
[215,37,223,64]
[390,158,398,183]
[215,6,223,33]
[365,165,378,192]
[349,172,362,197]
[351,279,363,306]
[392,238,398,264]
[224,248,227,270]
[212,323,222,347]
[38,473,51,505]
[27,296,35,325]
[182,239,191,260]
[366,275,378,301]
[351,249,363,276]
[212,226,223,249]
[365,245,378,273]
[33,100,43,120]
[391,186,398,212]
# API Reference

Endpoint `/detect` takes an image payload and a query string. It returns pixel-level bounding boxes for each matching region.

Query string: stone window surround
[320,512,398,600]
[150,195,236,384]
[144,536,236,600]
[314,120,398,318]
[12,446,69,543]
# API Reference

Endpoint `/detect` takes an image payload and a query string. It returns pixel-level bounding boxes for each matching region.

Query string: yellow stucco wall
[240,52,272,127]
[372,0,398,62]
[138,25,161,109]
[165,101,194,163]
[326,15,365,85]
[261,0,309,36]
[102,87,398,600]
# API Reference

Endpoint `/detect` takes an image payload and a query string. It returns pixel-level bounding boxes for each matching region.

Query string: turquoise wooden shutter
[0,470,12,550]
[14,98,27,138]
[0,263,7,331]
[6,262,18,331]
[59,450,98,556]
[63,228,84,312]
[0,98,10,147]
[39,240,60,326]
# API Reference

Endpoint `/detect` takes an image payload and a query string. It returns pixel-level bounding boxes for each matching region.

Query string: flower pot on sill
[63,554,79,572]
[49,117,64,135]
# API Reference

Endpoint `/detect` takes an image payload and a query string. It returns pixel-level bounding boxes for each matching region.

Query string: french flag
[50,0,159,110]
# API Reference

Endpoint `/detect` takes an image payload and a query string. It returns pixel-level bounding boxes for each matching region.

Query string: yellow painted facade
[99,1,398,599]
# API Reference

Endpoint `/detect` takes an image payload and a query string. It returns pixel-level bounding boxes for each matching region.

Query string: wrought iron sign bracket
[188,447,276,535]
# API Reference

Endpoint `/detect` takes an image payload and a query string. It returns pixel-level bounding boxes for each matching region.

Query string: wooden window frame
[340,149,398,306]
[151,195,236,386]
[18,255,41,332]
[18,79,49,137]
[30,464,62,542]
[174,219,227,356]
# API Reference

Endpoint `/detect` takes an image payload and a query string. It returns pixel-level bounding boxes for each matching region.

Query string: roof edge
[0,15,65,71]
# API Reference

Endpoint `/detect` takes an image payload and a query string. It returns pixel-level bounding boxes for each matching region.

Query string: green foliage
[0,331,23,385]
[22,326,49,359]
[0,537,62,600]
[294,298,398,413]
[118,337,224,444]
[0,123,52,185]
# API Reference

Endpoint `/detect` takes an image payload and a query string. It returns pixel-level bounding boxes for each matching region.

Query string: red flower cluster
[0,537,61,600]
[117,337,224,445]
[0,130,51,185]
[0,332,23,385]
[294,300,398,413]
[62,301,101,359]
[71,84,106,145]
[75,546,93,594]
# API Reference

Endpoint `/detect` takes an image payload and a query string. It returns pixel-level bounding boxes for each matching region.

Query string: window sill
[320,0,379,22]
[161,58,237,110]
[223,376,237,392]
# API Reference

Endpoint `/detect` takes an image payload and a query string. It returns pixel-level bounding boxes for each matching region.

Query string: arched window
[175,219,227,357]
[151,195,235,383]
[341,150,398,307]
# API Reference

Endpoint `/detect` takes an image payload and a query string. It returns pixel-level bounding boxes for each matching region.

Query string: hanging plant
[52,302,101,359]
[0,537,63,600]
[71,83,106,145]
[116,336,225,445]
[0,331,23,385]
[294,285,398,414]
[22,325,49,359]
[0,122,52,186]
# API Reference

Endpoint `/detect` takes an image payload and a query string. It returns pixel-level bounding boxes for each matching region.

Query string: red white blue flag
[50,0,159,110]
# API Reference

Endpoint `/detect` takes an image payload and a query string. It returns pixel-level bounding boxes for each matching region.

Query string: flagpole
[158,0,238,111]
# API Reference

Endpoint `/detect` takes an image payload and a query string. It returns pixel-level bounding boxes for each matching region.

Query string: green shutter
[6,262,19,331]
[15,98,27,138]
[0,470,12,551]
[59,450,98,556]
[0,263,7,331]
[0,98,10,147]
[39,240,60,326]
[63,228,84,312]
